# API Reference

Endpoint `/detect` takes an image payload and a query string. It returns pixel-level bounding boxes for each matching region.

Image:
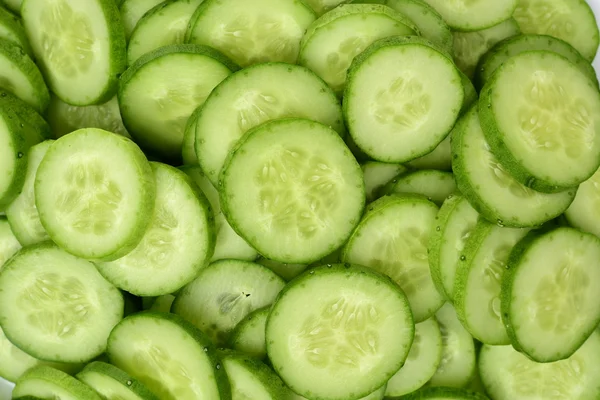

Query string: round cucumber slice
[0,6,32,55]
[21,0,126,105]
[479,51,600,192]
[565,166,600,238]
[513,0,599,61]
[35,128,156,261]
[12,366,101,400]
[266,264,414,400]
[501,227,600,362]
[298,4,417,94]
[76,362,158,400]
[221,118,364,264]
[172,259,285,346]
[422,0,517,31]
[0,243,124,363]
[186,0,316,67]
[230,306,269,360]
[403,386,490,399]
[480,330,600,399]
[119,0,163,40]
[344,36,463,163]
[384,170,457,206]
[0,216,20,267]
[107,312,230,400]
[361,161,407,203]
[342,194,444,322]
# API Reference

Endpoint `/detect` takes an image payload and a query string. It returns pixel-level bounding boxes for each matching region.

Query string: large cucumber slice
[266,264,414,400]
[342,194,444,322]
[0,216,20,267]
[501,227,600,362]
[422,0,517,31]
[0,243,124,363]
[21,0,126,105]
[76,362,158,400]
[12,366,101,400]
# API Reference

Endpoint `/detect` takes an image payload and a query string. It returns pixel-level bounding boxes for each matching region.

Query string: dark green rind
[77,361,159,400]
[107,311,232,400]
[500,227,600,362]
[181,104,201,165]
[0,5,31,55]
[401,386,490,399]
[13,365,102,400]
[229,306,269,359]
[478,50,600,193]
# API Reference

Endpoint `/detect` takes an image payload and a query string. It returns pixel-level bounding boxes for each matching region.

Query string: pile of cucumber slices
[0,0,599,398]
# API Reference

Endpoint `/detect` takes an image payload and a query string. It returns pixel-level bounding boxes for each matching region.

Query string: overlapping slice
[12,366,101,400]
[422,0,517,31]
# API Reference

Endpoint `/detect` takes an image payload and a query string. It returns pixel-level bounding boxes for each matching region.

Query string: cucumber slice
[1,0,21,14]
[220,350,291,399]
[96,162,215,296]
[186,0,316,67]
[452,18,520,79]
[479,330,600,400]
[479,51,600,192]
[257,258,308,281]
[403,387,490,399]
[342,194,444,322]
[288,385,387,400]
[45,94,130,139]
[422,0,517,31]
[361,161,407,203]
[5,140,51,246]
[21,0,126,105]
[384,170,457,206]
[501,227,600,362]
[0,216,19,267]
[220,119,364,264]
[119,44,237,161]
[428,195,479,300]
[298,4,417,94]
[0,243,124,363]
[146,294,175,313]
[454,220,529,345]
[173,260,285,346]
[35,128,156,261]
[565,166,600,237]
[513,0,599,61]
[119,0,163,40]
[12,366,101,400]
[230,307,269,360]
[195,63,344,187]
[127,0,202,65]
[304,0,350,16]
[107,312,231,400]
[451,106,576,227]
[0,5,32,55]
[266,264,414,400]
[429,303,476,388]
[0,92,50,211]
[386,318,443,397]
[344,36,463,163]
[476,34,599,91]
[76,362,158,400]
[406,136,452,171]
[181,105,199,165]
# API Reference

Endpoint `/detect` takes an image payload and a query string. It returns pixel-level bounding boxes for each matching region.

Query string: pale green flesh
[407,135,452,171]
[389,170,457,206]
[0,51,43,112]
[187,0,316,67]
[480,331,600,400]
[386,318,443,397]
[362,161,406,202]
[343,196,444,322]
[120,0,164,39]
[565,166,600,237]
[0,218,20,267]
[422,0,517,30]
[78,371,146,400]
[231,308,268,359]
[127,0,203,65]
[223,358,274,399]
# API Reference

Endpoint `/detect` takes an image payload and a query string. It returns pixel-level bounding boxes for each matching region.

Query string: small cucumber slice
[513,0,599,61]
[257,258,308,281]
[181,105,199,165]
[22,0,126,105]
[361,161,407,203]
[451,106,576,227]
[384,170,457,206]
[266,264,414,400]
[428,195,479,300]
[299,4,417,94]
[107,312,230,400]
[304,0,349,16]
[403,386,490,399]
[127,0,203,65]
[0,216,19,267]
[342,194,444,322]
[76,362,158,400]
[96,162,215,296]
[406,135,452,171]
[195,63,344,187]
[35,128,156,261]
[0,6,32,55]
[429,303,476,388]
[221,119,364,264]
[501,227,600,362]
[453,220,529,345]
[12,366,101,400]
[186,0,316,67]
[476,34,599,91]
[344,36,463,163]
[230,307,269,360]
[480,331,600,399]
[422,0,517,31]
[146,294,175,313]
[479,51,600,192]
[386,318,443,397]
[1,0,21,14]
[0,243,124,363]
[119,0,163,40]
[452,18,520,79]
[172,259,285,346]
[565,166,600,237]
[119,44,237,161]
